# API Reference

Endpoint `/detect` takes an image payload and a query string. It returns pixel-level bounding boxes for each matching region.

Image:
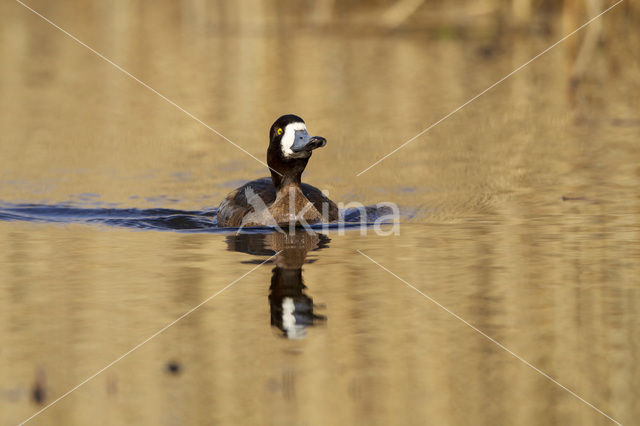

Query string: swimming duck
[217,114,338,227]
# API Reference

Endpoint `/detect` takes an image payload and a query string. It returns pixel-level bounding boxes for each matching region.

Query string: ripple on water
[0,202,394,233]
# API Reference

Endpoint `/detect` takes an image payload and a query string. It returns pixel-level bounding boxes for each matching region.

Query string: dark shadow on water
[0,202,383,233]
[0,203,217,230]
[226,232,329,339]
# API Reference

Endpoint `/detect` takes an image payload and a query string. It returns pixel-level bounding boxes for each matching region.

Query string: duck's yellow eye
[277,128,283,136]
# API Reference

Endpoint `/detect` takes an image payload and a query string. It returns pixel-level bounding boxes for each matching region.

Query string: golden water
[1,1,639,425]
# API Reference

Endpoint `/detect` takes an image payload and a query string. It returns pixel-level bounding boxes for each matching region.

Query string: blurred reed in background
[184,0,639,33]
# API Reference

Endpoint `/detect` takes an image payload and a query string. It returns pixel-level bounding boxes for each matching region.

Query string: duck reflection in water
[226,231,328,339]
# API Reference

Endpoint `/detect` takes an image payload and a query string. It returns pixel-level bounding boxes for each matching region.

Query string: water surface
[1,1,639,425]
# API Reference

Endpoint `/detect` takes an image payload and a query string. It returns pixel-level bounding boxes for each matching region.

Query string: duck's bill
[291,131,327,153]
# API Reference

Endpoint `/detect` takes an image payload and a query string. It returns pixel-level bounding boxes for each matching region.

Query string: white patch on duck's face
[280,122,309,158]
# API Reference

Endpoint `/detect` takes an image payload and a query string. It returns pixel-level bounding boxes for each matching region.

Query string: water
[1,1,640,425]
[0,203,390,232]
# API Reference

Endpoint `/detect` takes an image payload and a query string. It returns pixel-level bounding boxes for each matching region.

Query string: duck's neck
[270,170,302,194]
[267,144,310,194]
[269,156,309,195]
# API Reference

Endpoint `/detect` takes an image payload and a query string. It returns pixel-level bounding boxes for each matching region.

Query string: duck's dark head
[267,114,327,190]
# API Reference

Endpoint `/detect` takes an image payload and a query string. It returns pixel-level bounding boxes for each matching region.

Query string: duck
[217,114,339,227]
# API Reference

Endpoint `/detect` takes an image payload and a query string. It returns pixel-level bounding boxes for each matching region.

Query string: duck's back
[217,177,338,227]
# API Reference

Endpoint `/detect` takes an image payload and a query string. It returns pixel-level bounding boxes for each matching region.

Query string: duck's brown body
[217,177,338,227]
